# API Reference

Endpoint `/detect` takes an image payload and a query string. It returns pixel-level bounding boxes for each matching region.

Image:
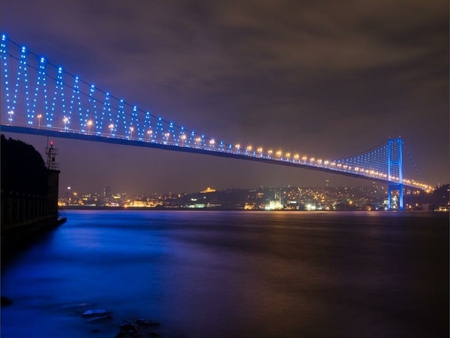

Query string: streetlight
[63,116,69,130]
[87,120,93,134]
[8,110,14,125]
[147,129,153,141]
[37,114,42,128]
[109,124,114,136]
[130,126,134,139]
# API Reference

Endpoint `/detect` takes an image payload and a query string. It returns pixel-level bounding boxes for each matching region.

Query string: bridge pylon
[387,137,404,210]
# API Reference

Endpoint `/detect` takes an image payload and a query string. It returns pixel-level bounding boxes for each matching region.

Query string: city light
[37,114,42,128]
[8,110,14,125]
[109,124,114,136]
[130,126,135,139]
[147,129,153,140]
[63,116,69,130]
[87,120,93,133]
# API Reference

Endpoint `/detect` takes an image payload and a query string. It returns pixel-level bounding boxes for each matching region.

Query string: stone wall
[1,169,59,229]
[1,135,62,256]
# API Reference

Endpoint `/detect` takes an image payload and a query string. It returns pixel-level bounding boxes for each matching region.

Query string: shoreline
[59,205,445,212]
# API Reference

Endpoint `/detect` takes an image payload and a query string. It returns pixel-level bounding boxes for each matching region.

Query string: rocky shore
[72,303,162,337]
[1,299,163,337]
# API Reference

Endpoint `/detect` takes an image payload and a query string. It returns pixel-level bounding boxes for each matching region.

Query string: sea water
[1,210,448,337]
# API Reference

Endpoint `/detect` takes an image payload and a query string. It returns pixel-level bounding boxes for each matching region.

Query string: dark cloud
[1,0,448,194]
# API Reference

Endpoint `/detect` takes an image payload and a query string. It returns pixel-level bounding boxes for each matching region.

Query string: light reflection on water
[1,210,448,338]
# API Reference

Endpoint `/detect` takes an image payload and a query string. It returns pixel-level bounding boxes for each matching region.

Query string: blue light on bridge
[0,33,432,200]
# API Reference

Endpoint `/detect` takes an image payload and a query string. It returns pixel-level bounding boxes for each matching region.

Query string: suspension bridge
[0,34,431,210]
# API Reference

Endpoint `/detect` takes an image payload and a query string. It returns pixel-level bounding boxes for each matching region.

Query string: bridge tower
[387,137,403,210]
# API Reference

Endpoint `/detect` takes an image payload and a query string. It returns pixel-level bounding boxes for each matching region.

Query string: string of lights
[0,33,431,190]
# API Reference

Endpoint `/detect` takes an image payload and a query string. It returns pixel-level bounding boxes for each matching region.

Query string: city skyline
[1,0,448,195]
[57,182,448,212]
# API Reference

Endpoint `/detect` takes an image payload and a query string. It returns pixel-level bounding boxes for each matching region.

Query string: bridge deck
[1,124,423,189]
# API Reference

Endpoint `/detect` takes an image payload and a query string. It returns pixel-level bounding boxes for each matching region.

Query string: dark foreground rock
[136,318,160,326]
[1,296,13,306]
[115,330,138,338]
[120,323,138,332]
[115,331,159,337]
[77,306,161,337]
[114,317,161,337]
[82,309,110,317]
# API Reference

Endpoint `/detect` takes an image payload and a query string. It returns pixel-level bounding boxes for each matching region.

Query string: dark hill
[1,134,48,195]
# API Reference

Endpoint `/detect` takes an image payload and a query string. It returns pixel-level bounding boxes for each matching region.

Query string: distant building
[104,186,111,198]
[200,187,216,193]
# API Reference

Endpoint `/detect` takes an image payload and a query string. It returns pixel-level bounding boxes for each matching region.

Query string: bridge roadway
[1,124,422,190]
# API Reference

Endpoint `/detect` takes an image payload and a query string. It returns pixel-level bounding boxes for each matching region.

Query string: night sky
[1,0,448,195]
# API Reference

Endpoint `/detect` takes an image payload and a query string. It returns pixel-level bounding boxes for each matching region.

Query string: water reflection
[1,210,448,338]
